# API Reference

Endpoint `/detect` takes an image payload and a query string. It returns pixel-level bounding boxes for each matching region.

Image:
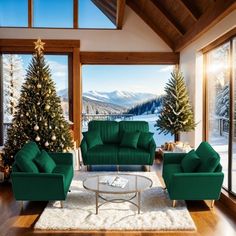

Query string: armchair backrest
[196,142,221,172]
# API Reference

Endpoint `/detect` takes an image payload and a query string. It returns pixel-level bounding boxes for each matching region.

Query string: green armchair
[162,142,224,207]
[11,142,73,208]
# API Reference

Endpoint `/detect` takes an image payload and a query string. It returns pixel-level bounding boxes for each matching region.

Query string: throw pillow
[83,130,103,149]
[34,150,56,173]
[120,131,140,149]
[16,156,39,173]
[181,150,200,172]
[138,132,154,150]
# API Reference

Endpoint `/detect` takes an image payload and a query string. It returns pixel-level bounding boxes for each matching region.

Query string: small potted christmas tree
[155,69,195,142]
[3,39,73,172]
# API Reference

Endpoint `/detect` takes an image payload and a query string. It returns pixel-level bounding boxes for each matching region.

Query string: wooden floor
[0,159,235,236]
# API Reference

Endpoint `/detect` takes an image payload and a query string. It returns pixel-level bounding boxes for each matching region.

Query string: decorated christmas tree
[3,55,24,122]
[3,39,73,169]
[155,69,195,141]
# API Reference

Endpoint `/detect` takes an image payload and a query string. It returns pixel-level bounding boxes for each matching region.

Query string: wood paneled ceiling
[126,0,236,51]
[93,0,235,51]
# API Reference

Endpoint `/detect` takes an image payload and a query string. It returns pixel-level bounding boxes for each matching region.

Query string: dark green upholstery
[162,142,224,201]
[11,143,73,201]
[81,120,156,167]
[118,147,151,165]
[86,144,118,165]
[196,142,220,172]
[88,120,119,144]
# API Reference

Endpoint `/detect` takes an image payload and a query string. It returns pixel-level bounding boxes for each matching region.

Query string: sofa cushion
[181,150,200,172]
[15,141,41,173]
[83,130,103,149]
[34,150,56,173]
[119,121,149,140]
[138,132,154,150]
[196,142,220,172]
[88,120,119,144]
[53,164,73,191]
[86,144,118,164]
[163,164,182,188]
[118,147,150,165]
[120,131,140,149]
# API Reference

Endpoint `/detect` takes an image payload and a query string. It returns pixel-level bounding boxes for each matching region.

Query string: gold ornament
[45,141,49,147]
[34,39,45,55]
[45,105,50,110]
[37,83,42,89]
[35,135,40,142]
[51,135,56,141]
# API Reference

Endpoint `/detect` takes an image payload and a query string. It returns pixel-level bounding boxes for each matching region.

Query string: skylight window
[0,0,28,27]
[33,0,73,28]
[79,0,116,29]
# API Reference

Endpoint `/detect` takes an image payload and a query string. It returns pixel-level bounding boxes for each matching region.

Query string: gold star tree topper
[34,39,45,55]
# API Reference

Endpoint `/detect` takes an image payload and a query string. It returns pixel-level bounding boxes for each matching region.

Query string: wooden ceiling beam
[80,52,179,65]
[175,0,236,51]
[116,0,126,29]
[127,0,174,51]
[178,0,200,22]
[150,0,184,36]
[92,0,116,25]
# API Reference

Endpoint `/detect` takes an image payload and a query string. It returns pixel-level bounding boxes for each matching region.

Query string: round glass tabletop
[83,173,153,194]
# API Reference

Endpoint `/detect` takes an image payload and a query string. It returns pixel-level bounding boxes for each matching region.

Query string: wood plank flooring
[0,159,235,236]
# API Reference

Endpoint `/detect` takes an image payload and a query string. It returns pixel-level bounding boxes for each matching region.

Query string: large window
[205,36,236,195]
[0,0,28,27]
[82,65,174,147]
[1,54,69,143]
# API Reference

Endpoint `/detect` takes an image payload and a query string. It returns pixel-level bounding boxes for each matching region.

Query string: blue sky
[82,65,174,94]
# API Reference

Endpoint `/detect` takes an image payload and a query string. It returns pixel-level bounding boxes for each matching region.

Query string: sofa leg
[20,201,24,211]
[211,200,215,208]
[86,165,90,171]
[60,201,64,208]
[172,200,176,207]
[148,165,151,172]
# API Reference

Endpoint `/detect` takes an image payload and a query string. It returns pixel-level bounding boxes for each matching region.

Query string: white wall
[0,6,171,52]
[180,10,236,147]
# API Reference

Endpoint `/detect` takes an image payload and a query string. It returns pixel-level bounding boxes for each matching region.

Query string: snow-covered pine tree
[155,69,195,141]
[215,82,229,118]
[3,55,24,122]
[3,39,73,169]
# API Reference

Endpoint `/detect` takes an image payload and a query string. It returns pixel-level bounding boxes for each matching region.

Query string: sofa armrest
[149,139,156,165]
[169,172,224,200]
[11,172,66,201]
[48,152,73,165]
[163,152,187,165]
[80,138,88,164]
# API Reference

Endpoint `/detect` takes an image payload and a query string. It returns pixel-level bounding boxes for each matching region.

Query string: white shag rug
[34,171,196,231]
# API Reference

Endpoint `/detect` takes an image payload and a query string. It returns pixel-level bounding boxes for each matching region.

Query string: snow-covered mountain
[83,90,157,108]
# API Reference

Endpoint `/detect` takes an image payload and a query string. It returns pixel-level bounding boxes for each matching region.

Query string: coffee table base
[95,191,141,214]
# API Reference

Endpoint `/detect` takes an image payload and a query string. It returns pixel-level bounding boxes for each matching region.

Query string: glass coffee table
[83,173,152,214]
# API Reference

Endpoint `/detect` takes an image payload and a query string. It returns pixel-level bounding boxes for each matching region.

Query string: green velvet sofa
[162,142,224,207]
[80,120,156,170]
[11,142,73,208]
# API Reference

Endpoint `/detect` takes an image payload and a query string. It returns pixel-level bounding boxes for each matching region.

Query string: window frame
[203,28,236,196]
